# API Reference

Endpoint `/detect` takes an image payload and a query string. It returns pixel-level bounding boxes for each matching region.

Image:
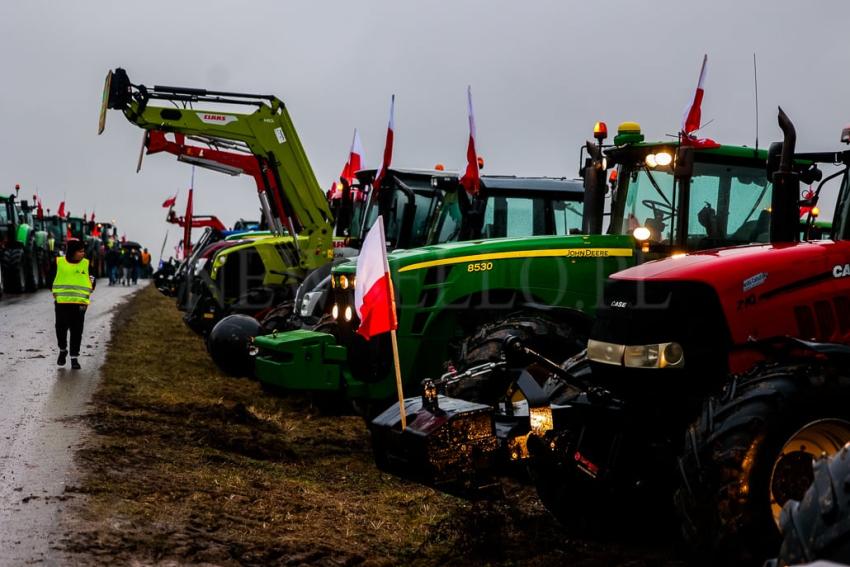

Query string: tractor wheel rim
[769,418,850,526]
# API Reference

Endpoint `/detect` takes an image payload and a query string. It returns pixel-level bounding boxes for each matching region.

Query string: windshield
[68,218,85,239]
[346,190,369,240]
[360,179,443,248]
[45,218,65,241]
[0,202,10,226]
[619,161,772,249]
[430,192,584,243]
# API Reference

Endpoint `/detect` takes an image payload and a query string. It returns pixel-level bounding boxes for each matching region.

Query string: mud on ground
[61,285,684,566]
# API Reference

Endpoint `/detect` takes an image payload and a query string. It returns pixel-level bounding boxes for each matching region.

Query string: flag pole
[158,229,169,266]
[384,250,406,430]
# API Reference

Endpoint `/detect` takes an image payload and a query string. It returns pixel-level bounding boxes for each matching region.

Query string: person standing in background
[140,247,152,278]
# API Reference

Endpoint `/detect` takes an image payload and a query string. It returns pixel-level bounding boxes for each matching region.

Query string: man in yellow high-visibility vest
[50,239,95,369]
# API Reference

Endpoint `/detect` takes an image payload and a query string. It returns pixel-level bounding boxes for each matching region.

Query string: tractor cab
[427,175,584,244]
[0,195,14,243]
[603,123,820,257]
[355,168,456,251]
[44,215,69,252]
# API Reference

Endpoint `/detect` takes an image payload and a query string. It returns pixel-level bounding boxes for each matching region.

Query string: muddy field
[60,285,684,566]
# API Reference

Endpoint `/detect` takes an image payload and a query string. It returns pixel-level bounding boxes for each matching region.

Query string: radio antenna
[753,53,760,150]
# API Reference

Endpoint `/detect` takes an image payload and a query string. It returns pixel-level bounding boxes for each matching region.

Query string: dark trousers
[55,303,87,357]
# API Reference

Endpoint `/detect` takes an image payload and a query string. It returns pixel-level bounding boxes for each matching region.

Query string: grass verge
[61,284,682,566]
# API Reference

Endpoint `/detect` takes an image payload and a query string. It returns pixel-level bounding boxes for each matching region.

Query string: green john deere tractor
[0,191,50,294]
[260,121,802,412]
[254,148,609,408]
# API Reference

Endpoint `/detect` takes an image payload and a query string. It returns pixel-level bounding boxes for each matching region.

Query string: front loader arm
[166,210,226,231]
[100,68,333,271]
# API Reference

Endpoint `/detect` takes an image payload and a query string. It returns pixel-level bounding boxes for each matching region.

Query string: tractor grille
[587,279,731,406]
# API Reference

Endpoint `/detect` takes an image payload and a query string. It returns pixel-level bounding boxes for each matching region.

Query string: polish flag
[373,95,396,193]
[354,216,397,340]
[682,55,708,136]
[162,194,177,208]
[680,55,719,149]
[183,188,193,259]
[57,201,66,217]
[340,128,366,186]
[459,86,480,196]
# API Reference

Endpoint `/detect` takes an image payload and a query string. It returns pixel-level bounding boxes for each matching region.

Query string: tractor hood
[334,233,636,274]
[612,241,834,287]
[608,240,843,346]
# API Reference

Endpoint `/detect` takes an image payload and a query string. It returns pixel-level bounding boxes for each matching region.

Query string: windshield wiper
[642,166,672,206]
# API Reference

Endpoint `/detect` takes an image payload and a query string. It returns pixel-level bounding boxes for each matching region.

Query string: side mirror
[431,175,459,192]
[799,164,823,185]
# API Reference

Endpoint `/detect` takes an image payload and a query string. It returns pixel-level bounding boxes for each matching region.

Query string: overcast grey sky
[2,1,849,259]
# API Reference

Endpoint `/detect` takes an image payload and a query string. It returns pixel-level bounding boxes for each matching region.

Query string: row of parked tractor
[102,65,850,565]
[0,189,125,299]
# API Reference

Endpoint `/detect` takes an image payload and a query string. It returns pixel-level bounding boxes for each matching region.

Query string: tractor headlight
[344,305,353,322]
[529,406,554,436]
[588,339,684,368]
[331,303,340,320]
[339,275,350,290]
[623,341,684,368]
[587,339,626,366]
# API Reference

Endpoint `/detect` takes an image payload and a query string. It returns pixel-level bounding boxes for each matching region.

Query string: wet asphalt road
[0,283,140,565]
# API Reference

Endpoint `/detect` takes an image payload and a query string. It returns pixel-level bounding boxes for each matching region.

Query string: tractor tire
[674,363,850,565]
[527,433,612,534]
[447,312,585,404]
[769,444,850,567]
[24,252,39,292]
[2,249,27,293]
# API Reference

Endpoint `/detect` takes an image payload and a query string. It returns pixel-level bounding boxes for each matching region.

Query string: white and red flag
[57,201,66,218]
[354,216,397,340]
[680,55,719,149]
[373,95,396,193]
[340,128,366,186]
[682,55,708,136]
[162,194,177,208]
[459,86,481,196]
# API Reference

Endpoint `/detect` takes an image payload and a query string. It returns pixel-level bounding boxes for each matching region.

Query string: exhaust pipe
[770,107,800,244]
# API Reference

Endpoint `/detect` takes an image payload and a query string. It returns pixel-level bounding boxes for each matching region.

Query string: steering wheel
[641,199,676,221]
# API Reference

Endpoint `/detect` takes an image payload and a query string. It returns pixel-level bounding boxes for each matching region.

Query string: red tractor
[518,109,850,564]
[372,109,850,565]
